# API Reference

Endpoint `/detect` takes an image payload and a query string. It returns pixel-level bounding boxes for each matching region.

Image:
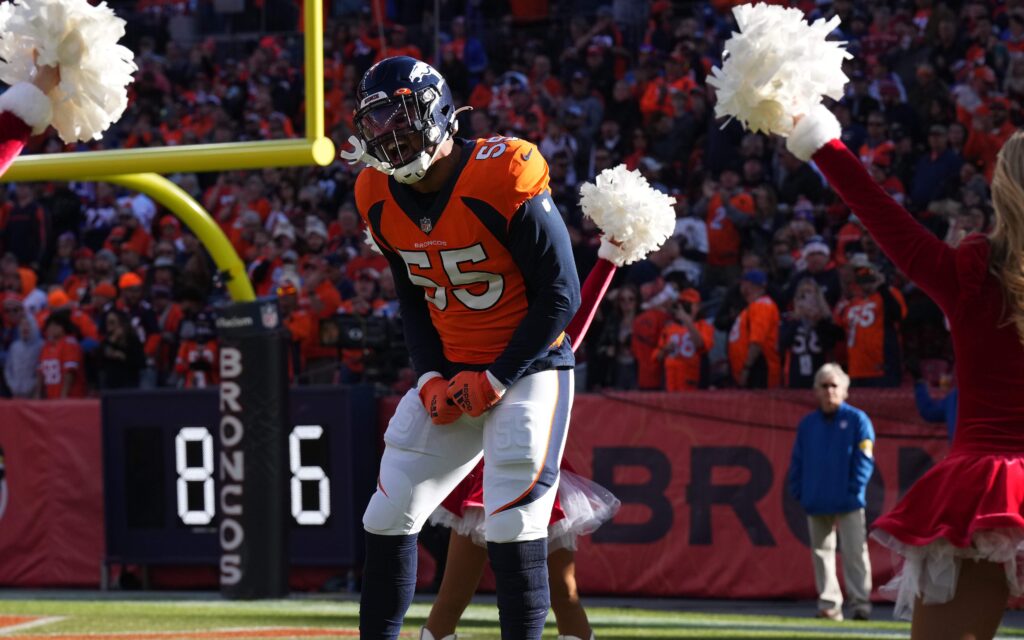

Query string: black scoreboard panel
[102,386,377,567]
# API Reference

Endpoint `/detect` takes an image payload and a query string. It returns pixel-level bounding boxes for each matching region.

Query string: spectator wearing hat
[98,309,146,390]
[116,271,160,384]
[563,69,604,139]
[303,216,329,259]
[173,314,218,389]
[37,288,100,347]
[788,363,875,622]
[728,269,781,388]
[3,299,41,398]
[640,50,697,120]
[909,124,963,211]
[781,278,844,389]
[786,236,842,309]
[835,254,906,388]
[632,280,675,391]
[655,288,713,392]
[37,311,86,399]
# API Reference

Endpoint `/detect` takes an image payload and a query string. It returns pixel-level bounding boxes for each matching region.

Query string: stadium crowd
[0,0,1011,398]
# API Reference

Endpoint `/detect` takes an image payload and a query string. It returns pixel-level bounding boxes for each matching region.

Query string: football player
[344,56,581,640]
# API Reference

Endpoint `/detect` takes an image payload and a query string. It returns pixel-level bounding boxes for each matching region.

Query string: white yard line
[0,617,65,635]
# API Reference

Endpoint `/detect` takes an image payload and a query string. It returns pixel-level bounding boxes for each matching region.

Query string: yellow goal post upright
[1,0,337,600]
[0,0,335,303]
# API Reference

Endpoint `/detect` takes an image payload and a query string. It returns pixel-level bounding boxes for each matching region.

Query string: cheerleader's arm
[788,106,959,312]
[567,256,617,353]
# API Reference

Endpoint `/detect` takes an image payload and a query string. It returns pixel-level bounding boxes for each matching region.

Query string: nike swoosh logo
[521,149,533,161]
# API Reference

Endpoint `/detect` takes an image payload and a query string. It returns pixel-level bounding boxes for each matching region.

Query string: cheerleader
[707,6,1024,635]
[421,257,620,640]
[788,106,1024,640]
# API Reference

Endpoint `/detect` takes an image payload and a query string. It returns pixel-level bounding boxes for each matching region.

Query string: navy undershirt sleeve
[489,192,581,386]
[381,249,447,378]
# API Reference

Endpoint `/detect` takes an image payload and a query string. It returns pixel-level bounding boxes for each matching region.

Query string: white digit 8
[289,425,331,526]
[175,426,215,526]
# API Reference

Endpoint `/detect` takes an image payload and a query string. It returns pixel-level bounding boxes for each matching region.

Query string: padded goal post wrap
[216,298,290,599]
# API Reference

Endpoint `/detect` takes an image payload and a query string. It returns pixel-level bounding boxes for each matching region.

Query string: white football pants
[363,368,573,543]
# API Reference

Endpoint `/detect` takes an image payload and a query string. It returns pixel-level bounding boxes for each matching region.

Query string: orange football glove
[418,376,462,425]
[447,370,504,417]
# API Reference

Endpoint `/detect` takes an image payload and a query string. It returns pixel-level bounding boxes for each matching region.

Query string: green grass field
[0,598,1022,640]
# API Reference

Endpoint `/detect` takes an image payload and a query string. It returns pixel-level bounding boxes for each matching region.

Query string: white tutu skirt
[872,528,1024,620]
[428,470,621,553]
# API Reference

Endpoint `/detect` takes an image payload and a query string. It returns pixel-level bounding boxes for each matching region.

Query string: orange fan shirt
[706,192,755,267]
[38,336,86,398]
[728,295,781,387]
[355,136,549,366]
[657,319,714,391]
[175,340,219,388]
[838,287,906,380]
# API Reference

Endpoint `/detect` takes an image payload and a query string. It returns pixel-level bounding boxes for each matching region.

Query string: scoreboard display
[102,386,377,567]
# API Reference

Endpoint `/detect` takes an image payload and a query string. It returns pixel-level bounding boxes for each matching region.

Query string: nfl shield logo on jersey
[420,217,433,233]
[260,303,279,329]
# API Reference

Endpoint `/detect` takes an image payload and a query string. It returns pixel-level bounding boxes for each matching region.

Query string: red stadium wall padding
[562,390,947,599]
[387,389,951,599]
[0,400,104,587]
[0,389,949,598]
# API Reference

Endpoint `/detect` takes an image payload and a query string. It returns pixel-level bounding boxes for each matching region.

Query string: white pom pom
[0,0,136,142]
[363,227,384,255]
[707,3,850,136]
[579,164,676,267]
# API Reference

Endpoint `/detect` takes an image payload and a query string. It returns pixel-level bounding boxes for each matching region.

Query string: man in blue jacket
[789,363,875,622]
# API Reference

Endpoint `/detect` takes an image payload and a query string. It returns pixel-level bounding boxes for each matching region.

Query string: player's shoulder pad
[354,168,387,220]
[468,137,550,213]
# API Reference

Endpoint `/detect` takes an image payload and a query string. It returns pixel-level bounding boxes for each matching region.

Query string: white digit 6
[289,425,331,526]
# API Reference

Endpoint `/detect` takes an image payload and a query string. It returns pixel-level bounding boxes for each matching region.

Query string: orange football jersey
[355,136,550,366]
[728,295,781,387]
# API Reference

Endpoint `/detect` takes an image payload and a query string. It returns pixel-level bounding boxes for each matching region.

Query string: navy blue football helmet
[354,56,458,184]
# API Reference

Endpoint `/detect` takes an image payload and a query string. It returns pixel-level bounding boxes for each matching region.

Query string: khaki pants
[807,509,872,614]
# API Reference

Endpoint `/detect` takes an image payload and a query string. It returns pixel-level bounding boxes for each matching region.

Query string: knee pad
[363,470,417,535]
[485,488,552,543]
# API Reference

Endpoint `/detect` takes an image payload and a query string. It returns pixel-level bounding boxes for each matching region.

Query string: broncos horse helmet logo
[409,61,436,83]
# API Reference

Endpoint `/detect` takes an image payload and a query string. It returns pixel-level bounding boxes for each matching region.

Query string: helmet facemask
[355,85,452,184]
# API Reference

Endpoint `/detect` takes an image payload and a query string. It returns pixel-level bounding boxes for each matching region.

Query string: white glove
[339,134,392,173]
[786,104,842,162]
